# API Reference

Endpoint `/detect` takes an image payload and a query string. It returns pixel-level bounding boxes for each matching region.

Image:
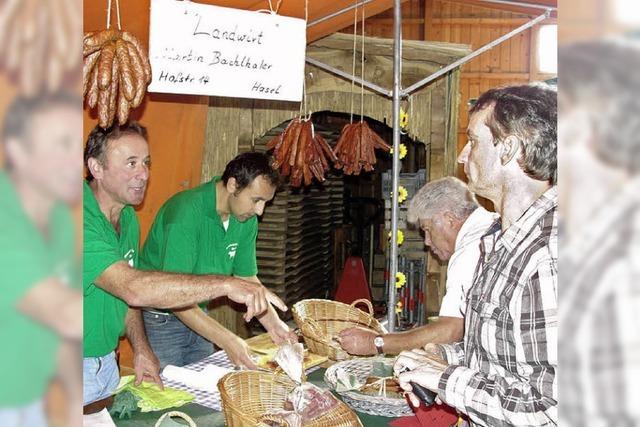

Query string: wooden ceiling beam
[440,0,557,18]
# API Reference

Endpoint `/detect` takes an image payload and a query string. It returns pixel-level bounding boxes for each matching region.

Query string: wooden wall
[426,0,556,176]
[559,0,633,43]
[344,0,556,178]
[340,0,556,312]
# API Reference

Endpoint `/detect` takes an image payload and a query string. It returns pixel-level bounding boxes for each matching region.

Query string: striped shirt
[560,178,640,426]
[438,187,558,427]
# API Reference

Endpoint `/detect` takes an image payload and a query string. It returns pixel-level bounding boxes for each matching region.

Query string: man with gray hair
[337,176,496,356]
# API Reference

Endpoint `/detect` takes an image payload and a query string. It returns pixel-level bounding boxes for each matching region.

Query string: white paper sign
[148,0,306,101]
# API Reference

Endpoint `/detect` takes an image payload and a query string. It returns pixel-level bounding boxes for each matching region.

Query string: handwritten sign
[148,0,306,101]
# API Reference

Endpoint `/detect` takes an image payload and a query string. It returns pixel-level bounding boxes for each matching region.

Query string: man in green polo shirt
[141,152,296,369]
[83,123,287,407]
[0,94,82,426]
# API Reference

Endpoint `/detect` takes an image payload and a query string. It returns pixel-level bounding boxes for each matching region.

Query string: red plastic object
[334,256,372,305]
[390,403,459,427]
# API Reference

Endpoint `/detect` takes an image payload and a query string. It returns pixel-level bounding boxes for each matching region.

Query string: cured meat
[268,119,340,187]
[333,121,391,175]
[83,29,151,128]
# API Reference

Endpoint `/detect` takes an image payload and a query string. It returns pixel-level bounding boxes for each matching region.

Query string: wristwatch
[373,335,385,355]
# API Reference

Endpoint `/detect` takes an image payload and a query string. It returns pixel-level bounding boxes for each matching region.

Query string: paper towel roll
[162,364,232,394]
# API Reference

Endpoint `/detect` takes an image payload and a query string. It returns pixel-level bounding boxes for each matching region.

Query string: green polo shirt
[83,181,138,357]
[140,177,258,286]
[0,172,74,405]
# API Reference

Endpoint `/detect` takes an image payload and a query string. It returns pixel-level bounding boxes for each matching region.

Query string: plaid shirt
[438,187,558,427]
[560,178,640,426]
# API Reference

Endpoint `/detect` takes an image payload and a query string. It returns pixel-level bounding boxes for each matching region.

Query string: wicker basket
[292,299,386,361]
[324,358,413,418]
[218,371,362,427]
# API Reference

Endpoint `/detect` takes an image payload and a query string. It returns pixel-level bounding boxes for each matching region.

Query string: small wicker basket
[218,371,362,427]
[324,358,413,417]
[292,299,386,361]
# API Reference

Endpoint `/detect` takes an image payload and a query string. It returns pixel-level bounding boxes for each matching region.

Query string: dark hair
[2,92,79,169]
[221,151,279,191]
[84,122,148,181]
[470,84,557,184]
[559,40,640,173]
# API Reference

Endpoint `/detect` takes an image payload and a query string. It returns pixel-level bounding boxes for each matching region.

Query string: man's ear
[500,135,520,166]
[86,157,104,181]
[443,211,457,227]
[4,137,26,169]
[226,177,238,194]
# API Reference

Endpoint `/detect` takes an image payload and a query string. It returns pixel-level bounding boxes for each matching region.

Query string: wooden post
[444,70,461,176]
[424,0,435,40]
[529,23,540,83]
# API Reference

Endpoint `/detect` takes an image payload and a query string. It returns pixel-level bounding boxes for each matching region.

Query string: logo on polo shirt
[226,243,238,259]
[124,249,135,267]
[54,261,72,287]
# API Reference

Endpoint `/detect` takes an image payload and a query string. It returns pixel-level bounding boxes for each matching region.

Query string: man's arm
[172,306,258,369]
[95,261,286,320]
[338,316,463,356]
[17,278,82,340]
[56,340,83,427]
[237,275,297,345]
[125,308,163,387]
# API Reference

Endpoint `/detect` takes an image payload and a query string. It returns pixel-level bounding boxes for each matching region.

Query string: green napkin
[109,390,141,419]
[114,376,194,413]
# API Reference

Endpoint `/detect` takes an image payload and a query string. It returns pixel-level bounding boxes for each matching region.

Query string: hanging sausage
[333,121,391,175]
[267,118,339,187]
[83,29,152,128]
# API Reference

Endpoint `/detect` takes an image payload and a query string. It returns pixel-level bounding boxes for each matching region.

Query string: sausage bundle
[334,121,391,175]
[83,29,151,128]
[267,118,339,187]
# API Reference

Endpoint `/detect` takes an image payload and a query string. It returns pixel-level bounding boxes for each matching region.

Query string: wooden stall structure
[79,0,560,378]
[200,32,470,334]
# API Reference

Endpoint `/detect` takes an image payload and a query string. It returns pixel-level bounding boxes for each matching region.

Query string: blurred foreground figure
[0,94,83,427]
[0,0,82,96]
[559,39,640,425]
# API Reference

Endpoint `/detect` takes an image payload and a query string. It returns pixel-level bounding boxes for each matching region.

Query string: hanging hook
[349,0,358,124]
[267,0,283,14]
[106,0,122,30]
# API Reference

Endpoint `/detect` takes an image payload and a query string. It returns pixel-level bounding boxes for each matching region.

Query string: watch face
[374,336,384,347]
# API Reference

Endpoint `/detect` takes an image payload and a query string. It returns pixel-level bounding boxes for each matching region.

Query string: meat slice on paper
[262,343,341,427]
[274,342,305,383]
[263,383,340,427]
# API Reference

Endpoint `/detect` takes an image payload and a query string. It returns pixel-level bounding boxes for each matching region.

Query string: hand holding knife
[393,347,448,408]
